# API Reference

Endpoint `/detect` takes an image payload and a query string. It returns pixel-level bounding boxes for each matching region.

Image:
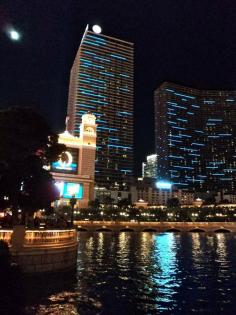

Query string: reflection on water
[20,232,236,314]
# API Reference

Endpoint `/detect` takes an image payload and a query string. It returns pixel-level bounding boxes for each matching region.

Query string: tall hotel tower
[155,82,236,192]
[67,25,134,189]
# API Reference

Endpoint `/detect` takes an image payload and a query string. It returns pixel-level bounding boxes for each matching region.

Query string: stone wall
[0,226,78,274]
[10,243,78,273]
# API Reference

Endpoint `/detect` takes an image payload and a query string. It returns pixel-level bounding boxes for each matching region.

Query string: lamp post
[70,194,77,226]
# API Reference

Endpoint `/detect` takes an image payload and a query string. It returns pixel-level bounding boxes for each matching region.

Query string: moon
[10,30,20,41]
[5,26,21,41]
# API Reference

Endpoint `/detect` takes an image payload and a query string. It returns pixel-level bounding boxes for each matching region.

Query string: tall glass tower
[67,25,134,189]
[155,82,236,192]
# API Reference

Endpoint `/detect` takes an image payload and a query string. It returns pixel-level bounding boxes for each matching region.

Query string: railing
[24,229,77,246]
[0,230,13,245]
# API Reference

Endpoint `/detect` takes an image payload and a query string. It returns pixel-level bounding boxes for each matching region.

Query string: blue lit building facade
[67,25,134,189]
[155,82,236,192]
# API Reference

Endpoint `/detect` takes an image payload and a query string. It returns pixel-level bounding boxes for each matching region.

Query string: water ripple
[22,232,236,314]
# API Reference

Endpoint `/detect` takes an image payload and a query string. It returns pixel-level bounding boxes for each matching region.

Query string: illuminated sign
[51,148,78,174]
[156,181,172,190]
[55,181,83,199]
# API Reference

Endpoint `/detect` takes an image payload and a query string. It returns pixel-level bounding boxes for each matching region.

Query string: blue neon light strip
[79,75,105,83]
[170,104,187,110]
[166,89,174,92]
[100,72,114,77]
[117,111,132,116]
[108,145,132,149]
[169,134,182,138]
[110,54,127,60]
[94,56,110,62]
[169,155,184,159]
[204,100,215,104]
[174,93,195,99]
[168,139,182,143]
[84,51,96,56]
[96,119,107,123]
[177,118,188,122]
[173,166,194,170]
[90,99,108,104]
[171,126,187,130]
[86,35,106,42]
[208,118,223,122]
[83,40,100,46]
[80,104,96,109]
[120,74,130,78]
[188,153,201,157]
[80,91,106,98]
[97,126,118,131]
[180,134,192,138]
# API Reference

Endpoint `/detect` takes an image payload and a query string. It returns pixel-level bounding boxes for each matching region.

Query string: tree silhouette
[0,107,65,223]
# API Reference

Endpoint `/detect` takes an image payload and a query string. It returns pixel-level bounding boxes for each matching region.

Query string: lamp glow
[156,181,172,189]
[92,25,102,34]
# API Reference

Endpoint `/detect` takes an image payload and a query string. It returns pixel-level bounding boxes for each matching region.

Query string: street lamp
[69,194,77,226]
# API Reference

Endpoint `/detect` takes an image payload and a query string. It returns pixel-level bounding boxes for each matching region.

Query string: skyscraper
[67,25,134,189]
[142,154,158,179]
[155,82,236,192]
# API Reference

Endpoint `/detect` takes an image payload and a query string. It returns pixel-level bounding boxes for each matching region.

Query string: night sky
[1,1,236,175]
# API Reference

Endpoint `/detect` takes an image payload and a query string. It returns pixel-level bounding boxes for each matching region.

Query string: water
[13,233,236,314]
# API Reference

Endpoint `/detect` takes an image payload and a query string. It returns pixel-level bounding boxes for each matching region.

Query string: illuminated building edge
[51,113,97,208]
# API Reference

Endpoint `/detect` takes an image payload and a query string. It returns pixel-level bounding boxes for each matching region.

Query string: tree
[117,198,131,210]
[0,107,65,223]
[166,197,180,208]
[88,198,101,209]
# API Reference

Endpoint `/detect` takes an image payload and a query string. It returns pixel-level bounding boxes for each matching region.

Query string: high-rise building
[67,25,134,189]
[155,82,236,192]
[142,154,158,178]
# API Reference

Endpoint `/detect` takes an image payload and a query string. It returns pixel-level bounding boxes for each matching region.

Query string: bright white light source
[156,181,172,190]
[92,25,102,34]
[9,29,21,41]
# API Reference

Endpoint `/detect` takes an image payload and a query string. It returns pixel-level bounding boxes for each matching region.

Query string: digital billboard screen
[51,148,78,174]
[55,181,83,199]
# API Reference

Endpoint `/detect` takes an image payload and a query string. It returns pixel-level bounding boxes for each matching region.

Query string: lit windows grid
[67,28,134,187]
[155,82,236,191]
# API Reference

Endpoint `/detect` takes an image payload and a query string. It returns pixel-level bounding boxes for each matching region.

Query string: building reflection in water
[152,233,181,311]
[23,232,236,315]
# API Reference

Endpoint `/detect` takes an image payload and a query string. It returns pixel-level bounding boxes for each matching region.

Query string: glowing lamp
[92,25,102,34]
[156,181,172,190]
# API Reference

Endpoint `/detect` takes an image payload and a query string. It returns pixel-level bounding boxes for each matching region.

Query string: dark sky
[1,0,236,175]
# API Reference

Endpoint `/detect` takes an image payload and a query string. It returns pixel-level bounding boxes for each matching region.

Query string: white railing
[24,229,77,246]
[0,228,77,248]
